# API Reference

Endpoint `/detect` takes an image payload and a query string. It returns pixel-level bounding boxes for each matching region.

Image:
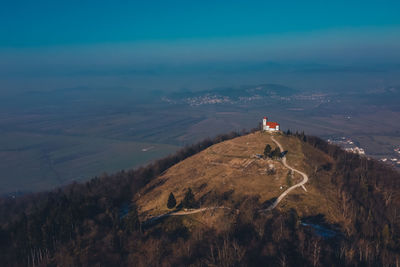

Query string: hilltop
[1,130,400,266]
[137,131,340,225]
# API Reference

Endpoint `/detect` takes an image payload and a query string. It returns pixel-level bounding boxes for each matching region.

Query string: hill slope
[137,132,341,225]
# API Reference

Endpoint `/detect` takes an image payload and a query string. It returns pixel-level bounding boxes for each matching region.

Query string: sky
[1,1,400,92]
[1,1,400,47]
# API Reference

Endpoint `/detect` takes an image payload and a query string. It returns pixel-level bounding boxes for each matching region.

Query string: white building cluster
[262,117,280,132]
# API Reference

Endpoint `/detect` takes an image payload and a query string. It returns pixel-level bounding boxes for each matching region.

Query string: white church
[262,117,280,132]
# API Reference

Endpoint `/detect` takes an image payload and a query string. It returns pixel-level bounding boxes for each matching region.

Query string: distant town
[379,146,400,168]
[327,136,400,169]
[327,136,366,155]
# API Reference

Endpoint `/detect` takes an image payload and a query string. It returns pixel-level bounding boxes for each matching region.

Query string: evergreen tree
[182,188,196,209]
[167,192,177,209]
[264,144,272,158]
[271,147,282,159]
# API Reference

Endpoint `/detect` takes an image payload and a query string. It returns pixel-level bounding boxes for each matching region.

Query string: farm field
[0,131,178,194]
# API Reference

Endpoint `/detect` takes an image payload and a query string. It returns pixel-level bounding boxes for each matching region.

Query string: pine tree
[271,147,281,159]
[264,144,272,158]
[182,188,196,209]
[167,192,177,209]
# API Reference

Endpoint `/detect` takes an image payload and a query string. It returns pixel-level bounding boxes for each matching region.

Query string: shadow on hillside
[261,197,277,209]
[301,214,343,239]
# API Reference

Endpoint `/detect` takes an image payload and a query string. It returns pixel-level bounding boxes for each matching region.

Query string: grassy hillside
[138,131,343,225]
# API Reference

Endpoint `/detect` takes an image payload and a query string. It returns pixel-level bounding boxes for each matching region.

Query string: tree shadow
[261,197,277,209]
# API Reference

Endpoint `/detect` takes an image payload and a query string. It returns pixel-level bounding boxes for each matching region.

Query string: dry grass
[137,131,344,226]
[276,137,344,224]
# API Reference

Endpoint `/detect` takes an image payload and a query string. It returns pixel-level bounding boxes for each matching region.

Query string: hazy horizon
[1,1,400,94]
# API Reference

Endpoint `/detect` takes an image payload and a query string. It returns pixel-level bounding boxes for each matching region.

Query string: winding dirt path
[143,207,233,225]
[260,135,309,212]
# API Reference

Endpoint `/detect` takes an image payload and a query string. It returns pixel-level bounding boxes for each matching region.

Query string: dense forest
[1,129,400,266]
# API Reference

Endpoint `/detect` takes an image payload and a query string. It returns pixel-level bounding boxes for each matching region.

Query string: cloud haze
[0,1,399,92]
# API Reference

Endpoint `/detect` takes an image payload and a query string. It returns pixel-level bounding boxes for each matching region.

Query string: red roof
[266,122,279,128]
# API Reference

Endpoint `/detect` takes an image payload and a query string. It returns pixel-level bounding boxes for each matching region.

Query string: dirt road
[143,207,232,225]
[260,135,309,211]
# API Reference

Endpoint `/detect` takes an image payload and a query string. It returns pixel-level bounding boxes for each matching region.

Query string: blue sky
[1,1,399,47]
[1,1,400,92]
